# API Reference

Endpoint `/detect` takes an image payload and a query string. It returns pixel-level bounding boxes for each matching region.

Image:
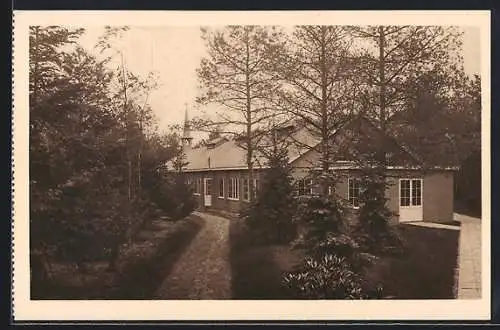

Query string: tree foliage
[269,26,361,196]
[196,25,286,202]
[29,26,194,288]
[349,26,463,132]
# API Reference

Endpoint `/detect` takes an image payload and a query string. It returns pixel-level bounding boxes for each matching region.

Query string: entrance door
[399,178,423,222]
[204,177,212,207]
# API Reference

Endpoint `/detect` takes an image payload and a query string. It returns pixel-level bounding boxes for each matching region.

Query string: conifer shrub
[242,149,297,245]
[283,194,380,299]
[150,172,197,221]
[353,167,405,256]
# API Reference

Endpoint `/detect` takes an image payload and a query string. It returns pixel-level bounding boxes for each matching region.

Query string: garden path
[154,211,231,299]
[455,213,482,299]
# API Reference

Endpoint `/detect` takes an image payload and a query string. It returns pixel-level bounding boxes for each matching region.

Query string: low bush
[282,254,374,299]
[283,195,381,299]
[32,215,205,299]
[148,172,197,221]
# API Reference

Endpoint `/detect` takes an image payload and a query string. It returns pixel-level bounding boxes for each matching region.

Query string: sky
[77,26,481,140]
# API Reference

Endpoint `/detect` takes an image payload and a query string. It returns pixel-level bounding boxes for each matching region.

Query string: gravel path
[455,213,482,299]
[154,212,231,299]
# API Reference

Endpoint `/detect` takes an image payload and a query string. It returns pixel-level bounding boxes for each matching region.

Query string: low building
[179,112,457,224]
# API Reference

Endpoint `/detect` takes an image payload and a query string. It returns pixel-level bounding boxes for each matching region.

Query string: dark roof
[182,126,318,171]
[179,116,455,172]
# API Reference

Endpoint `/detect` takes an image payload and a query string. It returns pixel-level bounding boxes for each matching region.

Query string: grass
[229,218,303,299]
[230,220,459,300]
[32,213,205,300]
[454,200,482,219]
[110,214,205,299]
[367,224,460,299]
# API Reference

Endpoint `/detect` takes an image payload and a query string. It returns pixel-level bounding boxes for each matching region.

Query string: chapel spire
[181,103,193,148]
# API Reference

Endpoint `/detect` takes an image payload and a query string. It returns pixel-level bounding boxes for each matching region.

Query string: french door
[399,178,423,222]
[204,177,212,207]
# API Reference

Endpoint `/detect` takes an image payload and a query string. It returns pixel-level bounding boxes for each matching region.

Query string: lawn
[454,199,482,219]
[372,224,460,299]
[31,213,205,300]
[230,221,460,299]
[229,218,303,299]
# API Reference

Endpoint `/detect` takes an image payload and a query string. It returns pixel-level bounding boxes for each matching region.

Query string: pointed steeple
[181,103,193,148]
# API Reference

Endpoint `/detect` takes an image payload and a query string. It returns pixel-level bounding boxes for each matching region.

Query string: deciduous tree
[269,26,361,197]
[196,25,285,202]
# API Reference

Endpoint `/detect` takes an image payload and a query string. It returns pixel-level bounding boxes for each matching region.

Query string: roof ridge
[355,115,425,165]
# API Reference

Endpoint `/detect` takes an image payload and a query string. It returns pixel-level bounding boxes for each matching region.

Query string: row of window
[188,176,260,201]
[295,178,361,207]
[295,177,423,208]
[226,177,260,200]
[188,176,422,208]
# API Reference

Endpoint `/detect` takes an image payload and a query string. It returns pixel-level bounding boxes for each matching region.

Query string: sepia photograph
[12,10,491,321]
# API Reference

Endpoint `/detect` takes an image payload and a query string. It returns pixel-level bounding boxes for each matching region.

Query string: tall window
[348,178,361,208]
[205,178,212,196]
[228,177,240,200]
[219,178,225,198]
[194,178,202,195]
[412,179,422,206]
[242,177,250,201]
[400,179,422,207]
[297,178,313,196]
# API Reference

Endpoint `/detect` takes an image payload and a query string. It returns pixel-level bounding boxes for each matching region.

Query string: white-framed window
[400,178,422,207]
[347,178,361,208]
[205,177,212,196]
[228,177,240,200]
[242,177,260,202]
[194,177,202,195]
[218,177,225,198]
[242,177,250,201]
[297,178,313,196]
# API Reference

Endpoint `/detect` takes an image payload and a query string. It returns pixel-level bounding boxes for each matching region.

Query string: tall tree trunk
[137,110,143,198]
[120,52,133,244]
[378,26,387,168]
[320,27,329,197]
[375,26,388,210]
[245,27,254,203]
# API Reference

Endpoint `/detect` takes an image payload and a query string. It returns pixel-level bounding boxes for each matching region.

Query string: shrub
[353,167,404,256]
[243,149,297,244]
[295,196,357,259]
[282,254,369,299]
[149,172,197,220]
[284,193,382,299]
